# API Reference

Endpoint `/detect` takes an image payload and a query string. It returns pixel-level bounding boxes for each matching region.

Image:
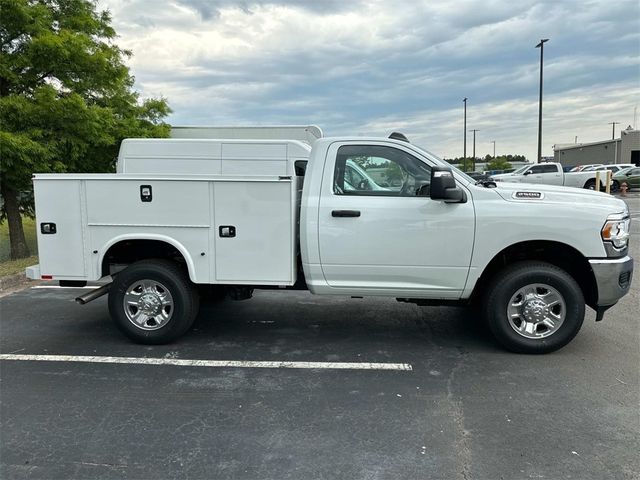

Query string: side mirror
[430,166,466,203]
[523,170,532,175]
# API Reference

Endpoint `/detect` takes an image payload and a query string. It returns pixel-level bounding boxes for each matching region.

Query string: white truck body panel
[33,179,88,279]
[33,174,296,285]
[117,139,311,176]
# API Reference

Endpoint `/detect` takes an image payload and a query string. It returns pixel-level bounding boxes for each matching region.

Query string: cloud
[97,0,640,159]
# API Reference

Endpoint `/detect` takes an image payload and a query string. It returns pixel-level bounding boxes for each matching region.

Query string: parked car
[492,162,621,189]
[569,164,603,172]
[612,166,640,191]
[581,164,635,173]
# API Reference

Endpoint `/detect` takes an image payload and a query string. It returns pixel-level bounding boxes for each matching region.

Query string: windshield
[413,144,475,183]
[512,165,529,175]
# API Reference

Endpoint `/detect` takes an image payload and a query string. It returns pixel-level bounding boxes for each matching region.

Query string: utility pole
[535,38,549,164]
[469,129,479,171]
[491,140,496,158]
[463,98,467,171]
[608,121,619,139]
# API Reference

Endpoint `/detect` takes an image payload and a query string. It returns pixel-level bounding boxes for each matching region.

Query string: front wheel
[108,259,200,344]
[482,261,585,354]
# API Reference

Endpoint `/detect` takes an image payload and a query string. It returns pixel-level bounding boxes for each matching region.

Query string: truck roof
[170,125,323,145]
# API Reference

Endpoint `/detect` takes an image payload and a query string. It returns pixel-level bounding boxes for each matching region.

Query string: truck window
[530,164,557,174]
[333,145,431,196]
[294,160,308,176]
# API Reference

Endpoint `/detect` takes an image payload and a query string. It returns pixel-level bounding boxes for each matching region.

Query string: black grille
[619,271,631,289]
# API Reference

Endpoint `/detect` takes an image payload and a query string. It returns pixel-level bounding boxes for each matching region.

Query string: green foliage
[0,0,171,196]
[0,255,39,277]
[0,216,37,261]
[444,154,526,172]
[486,157,513,171]
[0,0,171,256]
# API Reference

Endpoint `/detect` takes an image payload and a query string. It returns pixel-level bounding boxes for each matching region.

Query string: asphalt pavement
[1,196,638,480]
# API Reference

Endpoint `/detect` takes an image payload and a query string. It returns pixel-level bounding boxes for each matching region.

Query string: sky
[98,0,639,160]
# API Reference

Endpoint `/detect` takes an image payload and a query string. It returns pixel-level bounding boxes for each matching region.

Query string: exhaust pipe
[75,283,111,305]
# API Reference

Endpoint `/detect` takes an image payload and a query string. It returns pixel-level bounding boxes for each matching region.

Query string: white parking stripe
[0,354,412,371]
[32,286,99,289]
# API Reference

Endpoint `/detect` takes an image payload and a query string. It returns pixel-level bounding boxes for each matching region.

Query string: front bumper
[589,256,634,307]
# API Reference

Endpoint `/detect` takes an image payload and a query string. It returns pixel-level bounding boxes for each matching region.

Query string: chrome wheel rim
[507,283,565,339]
[123,280,174,331]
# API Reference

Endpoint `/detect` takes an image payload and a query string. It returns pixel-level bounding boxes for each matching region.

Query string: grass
[0,216,38,262]
[0,255,39,277]
[0,217,39,277]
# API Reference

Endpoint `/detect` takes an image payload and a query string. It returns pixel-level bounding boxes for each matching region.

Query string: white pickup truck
[26,128,633,353]
[492,162,631,189]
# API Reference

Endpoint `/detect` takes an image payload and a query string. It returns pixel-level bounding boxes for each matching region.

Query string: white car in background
[492,162,628,189]
[581,164,635,173]
[570,164,602,172]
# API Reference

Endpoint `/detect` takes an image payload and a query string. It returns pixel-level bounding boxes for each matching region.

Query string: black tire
[482,261,585,354]
[611,180,620,192]
[108,259,200,344]
[584,179,596,190]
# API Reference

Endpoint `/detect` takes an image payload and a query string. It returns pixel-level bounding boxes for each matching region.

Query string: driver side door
[317,142,475,297]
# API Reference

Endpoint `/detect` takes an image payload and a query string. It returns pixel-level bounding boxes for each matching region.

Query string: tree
[486,156,513,171]
[1,0,170,259]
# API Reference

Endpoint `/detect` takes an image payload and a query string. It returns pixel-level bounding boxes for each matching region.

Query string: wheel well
[101,240,188,278]
[472,241,598,309]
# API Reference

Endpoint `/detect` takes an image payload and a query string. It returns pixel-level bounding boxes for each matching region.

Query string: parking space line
[0,354,412,371]
[32,286,99,289]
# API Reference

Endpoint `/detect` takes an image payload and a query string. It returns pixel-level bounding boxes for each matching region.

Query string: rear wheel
[584,179,604,190]
[108,260,199,344]
[482,261,585,354]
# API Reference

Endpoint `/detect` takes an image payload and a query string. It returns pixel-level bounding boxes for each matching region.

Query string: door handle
[332,210,361,218]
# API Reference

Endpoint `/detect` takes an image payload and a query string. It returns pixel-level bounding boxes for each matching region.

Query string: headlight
[601,215,630,254]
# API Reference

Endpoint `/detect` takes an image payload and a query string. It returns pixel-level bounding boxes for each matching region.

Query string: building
[553,127,640,167]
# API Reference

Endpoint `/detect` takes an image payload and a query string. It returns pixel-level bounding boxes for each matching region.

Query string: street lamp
[463,98,467,171]
[469,129,479,171]
[608,121,619,140]
[535,38,549,163]
[491,140,496,158]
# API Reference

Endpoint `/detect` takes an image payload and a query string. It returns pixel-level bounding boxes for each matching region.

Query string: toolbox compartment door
[214,180,294,284]
[34,179,87,278]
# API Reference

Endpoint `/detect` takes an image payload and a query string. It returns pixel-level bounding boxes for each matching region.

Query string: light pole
[469,129,479,171]
[535,38,549,163]
[491,140,496,158]
[608,121,619,139]
[463,98,467,171]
